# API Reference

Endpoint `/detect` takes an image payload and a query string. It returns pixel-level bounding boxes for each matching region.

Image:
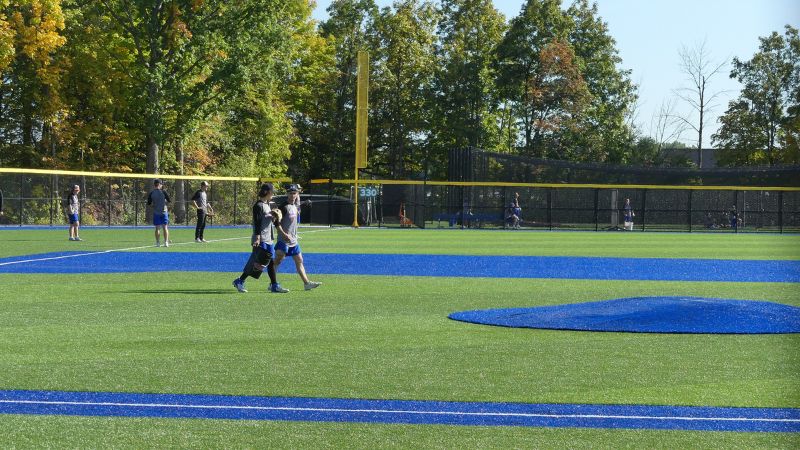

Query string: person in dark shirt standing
[232,183,289,294]
[147,179,171,247]
[729,206,739,232]
[623,198,635,231]
[191,181,210,243]
[505,192,522,229]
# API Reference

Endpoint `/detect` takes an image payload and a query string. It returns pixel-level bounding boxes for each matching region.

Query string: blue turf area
[449,297,800,334]
[0,389,798,432]
[0,251,799,282]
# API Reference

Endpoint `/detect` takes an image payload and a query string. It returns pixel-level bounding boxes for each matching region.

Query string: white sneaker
[304,281,321,291]
[195,238,202,243]
[164,241,170,248]
[69,237,75,241]
[155,242,161,247]
[201,239,209,243]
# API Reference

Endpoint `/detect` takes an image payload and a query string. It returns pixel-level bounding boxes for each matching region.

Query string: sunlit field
[0,227,798,447]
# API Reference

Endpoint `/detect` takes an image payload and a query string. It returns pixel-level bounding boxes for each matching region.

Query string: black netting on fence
[1,173,798,232]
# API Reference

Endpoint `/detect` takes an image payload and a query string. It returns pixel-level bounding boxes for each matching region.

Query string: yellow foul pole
[353,50,369,227]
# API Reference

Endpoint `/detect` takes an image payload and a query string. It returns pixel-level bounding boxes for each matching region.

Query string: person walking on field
[147,179,171,247]
[274,184,321,290]
[192,181,210,243]
[232,183,289,294]
[65,184,82,241]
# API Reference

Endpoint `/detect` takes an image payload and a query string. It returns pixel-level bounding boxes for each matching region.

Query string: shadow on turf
[123,289,236,295]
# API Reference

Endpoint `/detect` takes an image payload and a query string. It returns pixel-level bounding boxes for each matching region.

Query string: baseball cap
[153,178,162,185]
[287,184,302,192]
[258,183,274,197]
[200,181,209,187]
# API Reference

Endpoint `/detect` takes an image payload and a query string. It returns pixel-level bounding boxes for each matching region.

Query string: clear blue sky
[312,0,800,148]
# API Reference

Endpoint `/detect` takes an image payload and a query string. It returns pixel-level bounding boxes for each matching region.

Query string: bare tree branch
[674,39,729,165]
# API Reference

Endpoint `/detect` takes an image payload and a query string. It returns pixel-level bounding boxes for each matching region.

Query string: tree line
[0,0,797,182]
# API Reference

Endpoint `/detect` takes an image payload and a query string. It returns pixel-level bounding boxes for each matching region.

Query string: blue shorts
[275,241,301,256]
[258,242,275,254]
[153,213,169,226]
[68,214,79,224]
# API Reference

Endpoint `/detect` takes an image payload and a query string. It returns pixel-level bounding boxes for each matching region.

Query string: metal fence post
[547,188,552,231]
[49,174,54,226]
[107,179,112,226]
[641,189,647,232]
[18,174,23,226]
[328,178,333,228]
[233,181,238,226]
[593,188,599,231]
[687,190,693,233]
[134,178,139,227]
[778,191,783,234]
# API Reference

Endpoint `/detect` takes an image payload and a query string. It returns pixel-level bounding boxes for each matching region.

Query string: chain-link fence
[304,180,800,232]
[1,170,798,232]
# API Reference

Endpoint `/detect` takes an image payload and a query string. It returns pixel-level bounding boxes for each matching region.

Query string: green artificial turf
[0,227,799,259]
[2,414,799,449]
[0,227,798,447]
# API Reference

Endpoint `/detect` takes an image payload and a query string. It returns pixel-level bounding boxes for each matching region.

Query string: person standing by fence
[147,179,171,247]
[192,181,210,243]
[65,184,82,241]
[623,198,635,231]
[729,206,739,232]
[505,192,522,229]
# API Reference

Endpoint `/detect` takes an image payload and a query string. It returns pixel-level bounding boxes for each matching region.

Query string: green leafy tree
[525,39,589,158]
[54,1,141,172]
[0,0,65,166]
[564,0,636,163]
[495,0,570,154]
[284,12,337,181]
[317,0,378,179]
[369,0,438,178]
[713,25,800,165]
[0,0,14,73]
[89,0,302,174]
[432,0,505,162]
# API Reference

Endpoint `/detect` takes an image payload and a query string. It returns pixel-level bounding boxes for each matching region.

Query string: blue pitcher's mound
[449,297,800,334]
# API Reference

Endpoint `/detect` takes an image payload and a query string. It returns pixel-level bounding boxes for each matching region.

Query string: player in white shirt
[274,184,321,290]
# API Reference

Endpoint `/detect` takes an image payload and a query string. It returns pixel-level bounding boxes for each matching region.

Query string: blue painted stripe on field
[0,390,798,432]
[0,251,799,282]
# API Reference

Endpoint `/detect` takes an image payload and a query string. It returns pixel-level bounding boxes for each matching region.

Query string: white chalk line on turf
[0,399,797,423]
[0,227,345,267]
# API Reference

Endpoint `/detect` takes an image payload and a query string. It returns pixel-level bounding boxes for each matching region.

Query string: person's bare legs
[292,253,311,284]
[274,250,286,269]
[163,224,170,246]
[154,226,160,245]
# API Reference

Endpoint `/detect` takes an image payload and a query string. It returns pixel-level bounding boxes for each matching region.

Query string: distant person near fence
[729,206,739,231]
[65,184,82,241]
[505,192,522,229]
[192,181,210,243]
[147,179,171,247]
[623,198,635,231]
